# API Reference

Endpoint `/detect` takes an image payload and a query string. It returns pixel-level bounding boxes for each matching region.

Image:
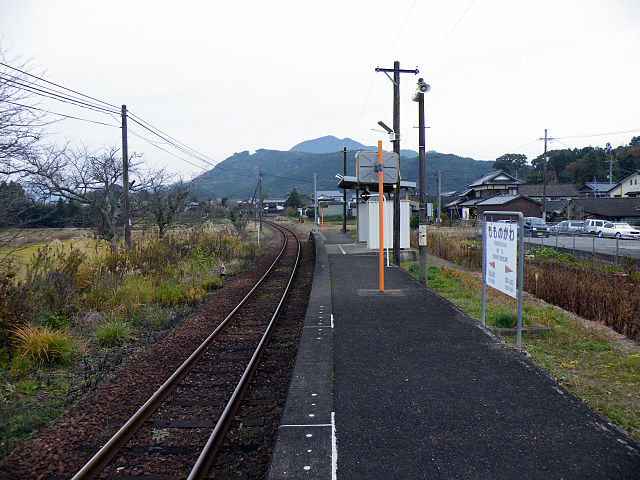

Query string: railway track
[70,221,301,479]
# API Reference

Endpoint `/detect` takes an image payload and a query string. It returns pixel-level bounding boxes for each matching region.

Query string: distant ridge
[290,135,418,158]
[190,147,493,199]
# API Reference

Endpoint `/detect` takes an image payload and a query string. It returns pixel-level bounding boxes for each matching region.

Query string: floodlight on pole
[413,78,430,284]
[378,121,396,142]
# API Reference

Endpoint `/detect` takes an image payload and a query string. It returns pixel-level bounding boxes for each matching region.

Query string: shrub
[12,324,76,366]
[494,311,516,328]
[41,312,70,330]
[95,319,134,346]
[142,304,172,329]
[0,275,32,349]
[183,286,206,304]
[153,282,187,306]
[200,277,223,290]
[410,212,419,230]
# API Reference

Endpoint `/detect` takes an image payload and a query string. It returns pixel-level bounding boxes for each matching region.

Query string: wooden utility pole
[259,172,263,233]
[342,147,347,233]
[121,105,131,250]
[375,62,418,265]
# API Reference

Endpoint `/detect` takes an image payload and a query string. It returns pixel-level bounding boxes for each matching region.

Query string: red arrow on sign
[505,265,513,273]
[489,262,495,269]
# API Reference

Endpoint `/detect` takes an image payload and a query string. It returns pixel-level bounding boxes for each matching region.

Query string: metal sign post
[481,211,524,350]
[378,141,384,292]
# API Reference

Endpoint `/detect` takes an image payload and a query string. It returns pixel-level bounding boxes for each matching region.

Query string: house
[578,182,615,197]
[517,184,581,202]
[568,198,640,223]
[475,195,542,219]
[607,170,640,198]
[445,171,523,220]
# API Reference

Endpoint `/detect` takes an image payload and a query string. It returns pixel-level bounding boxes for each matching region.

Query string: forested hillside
[189,148,494,199]
[493,137,640,184]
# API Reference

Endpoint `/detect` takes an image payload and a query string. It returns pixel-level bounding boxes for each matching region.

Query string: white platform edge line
[279,423,332,428]
[331,411,337,480]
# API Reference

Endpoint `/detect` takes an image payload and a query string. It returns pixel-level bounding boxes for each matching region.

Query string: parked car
[524,217,550,237]
[554,220,584,233]
[596,222,640,239]
[583,218,606,234]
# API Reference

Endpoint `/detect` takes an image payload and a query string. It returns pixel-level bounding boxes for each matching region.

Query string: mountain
[190,146,494,200]
[289,135,418,158]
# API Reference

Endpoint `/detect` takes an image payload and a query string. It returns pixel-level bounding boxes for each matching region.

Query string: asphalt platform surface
[270,231,640,479]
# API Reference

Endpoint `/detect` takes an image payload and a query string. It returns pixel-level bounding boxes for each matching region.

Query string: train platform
[267,231,640,479]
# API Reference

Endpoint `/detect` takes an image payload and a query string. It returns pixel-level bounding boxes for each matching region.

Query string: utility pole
[259,171,263,234]
[415,80,427,283]
[376,61,419,265]
[437,171,442,227]
[606,142,613,185]
[314,173,318,233]
[539,128,549,221]
[121,105,131,250]
[342,147,347,233]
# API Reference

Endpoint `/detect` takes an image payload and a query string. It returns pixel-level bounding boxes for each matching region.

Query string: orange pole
[378,140,384,292]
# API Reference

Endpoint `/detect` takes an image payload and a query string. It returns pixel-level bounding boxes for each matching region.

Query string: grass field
[0,222,265,458]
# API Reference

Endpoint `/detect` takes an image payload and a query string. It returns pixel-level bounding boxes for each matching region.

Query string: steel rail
[188,222,301,478]
[71,223,290,480]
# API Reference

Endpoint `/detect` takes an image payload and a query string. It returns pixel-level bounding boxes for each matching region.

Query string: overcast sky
[2,0,639,178]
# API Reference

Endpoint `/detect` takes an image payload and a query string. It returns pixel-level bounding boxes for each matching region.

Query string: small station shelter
[336,150,415,250]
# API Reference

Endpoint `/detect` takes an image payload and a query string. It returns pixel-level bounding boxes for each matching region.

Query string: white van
[583,219,606,234]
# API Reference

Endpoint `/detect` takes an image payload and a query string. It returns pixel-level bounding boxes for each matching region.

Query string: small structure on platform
[336,150,415,249]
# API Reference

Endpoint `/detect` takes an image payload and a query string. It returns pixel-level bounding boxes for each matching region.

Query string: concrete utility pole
[259,171,263,233]
[415,81,427,283]
[314,173,318,233]
[437,170,442,227]
[540,128,549,221]
[342,147,347,233]
[376,61,419,266]
[121,105,131,250]
[606,142,613,185]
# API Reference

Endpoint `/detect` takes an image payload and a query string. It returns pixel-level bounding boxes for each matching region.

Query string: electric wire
[420,0,478,66]
[2,61,331,191]
[4,100,120,128]
[0,61,119,110]
[380,0,418,64]
[553,128,640,140]
[0,74,119,114]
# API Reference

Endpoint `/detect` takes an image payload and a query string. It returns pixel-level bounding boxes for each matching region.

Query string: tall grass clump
[426,230,481,270]
[524,259,640,341]
[12,324,76,366]
[95,319,134,346]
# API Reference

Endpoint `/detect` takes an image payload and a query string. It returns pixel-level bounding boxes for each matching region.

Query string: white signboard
[418,224,427,246]
[485,221,518,298]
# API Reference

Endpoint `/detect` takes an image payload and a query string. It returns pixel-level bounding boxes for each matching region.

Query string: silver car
[596,222,640,239]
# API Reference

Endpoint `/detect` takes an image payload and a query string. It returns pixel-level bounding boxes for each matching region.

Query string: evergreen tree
[284,188,302,209]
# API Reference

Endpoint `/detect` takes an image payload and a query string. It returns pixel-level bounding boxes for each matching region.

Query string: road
[524,233,640,260]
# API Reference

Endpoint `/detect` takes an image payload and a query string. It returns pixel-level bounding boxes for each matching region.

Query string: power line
[380,0,418,64]
[0,61,119,110]
[553,128,640,140]
[0,74,119,115]
[4,100,120,128]
[420,0,478,65]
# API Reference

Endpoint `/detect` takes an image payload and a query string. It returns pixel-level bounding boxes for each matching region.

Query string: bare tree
[136,169,189,236]
[0,48,47,174]
[22,145,143,251]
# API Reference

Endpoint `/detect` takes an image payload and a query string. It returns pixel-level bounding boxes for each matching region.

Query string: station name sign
[485,221,517,298]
